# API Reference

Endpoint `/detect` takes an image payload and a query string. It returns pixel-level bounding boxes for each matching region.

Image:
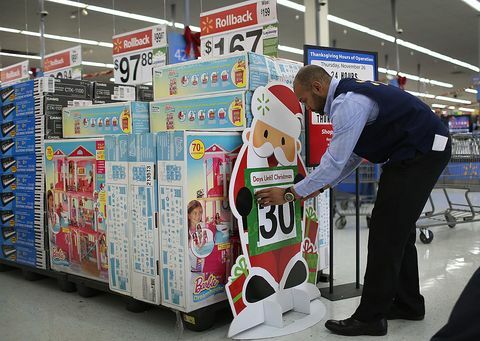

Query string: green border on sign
[244,166,302,256]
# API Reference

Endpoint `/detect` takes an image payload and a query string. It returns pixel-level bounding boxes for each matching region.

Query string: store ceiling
[0,0,478,107]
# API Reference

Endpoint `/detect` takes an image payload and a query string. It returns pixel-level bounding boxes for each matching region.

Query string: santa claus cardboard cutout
[226,82,324,338]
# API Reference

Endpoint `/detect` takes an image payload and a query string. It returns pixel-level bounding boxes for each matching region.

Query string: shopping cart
[333,161,379,229]
[416,133,480,244]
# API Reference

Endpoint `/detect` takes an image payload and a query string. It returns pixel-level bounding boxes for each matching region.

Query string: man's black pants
[352,145,451,322]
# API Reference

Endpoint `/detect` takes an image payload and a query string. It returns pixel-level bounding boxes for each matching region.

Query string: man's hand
[255,187,302,207]
[255,187,287,207]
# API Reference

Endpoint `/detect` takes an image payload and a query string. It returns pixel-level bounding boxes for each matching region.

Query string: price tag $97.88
[114,50,154,84]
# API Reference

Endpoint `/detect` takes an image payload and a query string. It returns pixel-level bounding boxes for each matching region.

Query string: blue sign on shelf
[167,32,196,65]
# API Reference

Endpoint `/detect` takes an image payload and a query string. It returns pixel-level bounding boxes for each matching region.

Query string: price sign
[245,167,302,256]
[113,25,167,85]
[0,61,29,86]
[200,0,278,59]
[201,23,278,58]
[43,46,82,79]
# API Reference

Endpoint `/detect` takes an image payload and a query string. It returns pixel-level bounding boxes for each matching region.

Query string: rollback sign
[200,0,279,58]
[0,61,29,86]
[43,45,82,79]
[113,25,167,85]
[226,82,323,337]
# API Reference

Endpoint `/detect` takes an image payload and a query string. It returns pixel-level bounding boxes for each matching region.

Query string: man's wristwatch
[284,187,296,203]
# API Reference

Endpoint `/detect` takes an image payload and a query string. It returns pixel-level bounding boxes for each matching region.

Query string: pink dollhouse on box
[45,139,108,282]
[197,144,240,283]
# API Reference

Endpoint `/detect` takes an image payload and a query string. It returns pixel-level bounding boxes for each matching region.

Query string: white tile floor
[1,189,479,340]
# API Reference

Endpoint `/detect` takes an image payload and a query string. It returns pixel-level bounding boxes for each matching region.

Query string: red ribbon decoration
[184,26,201,59]
[397,75,407,89]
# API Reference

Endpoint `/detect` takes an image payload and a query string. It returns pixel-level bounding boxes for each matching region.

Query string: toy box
[0,79,43,104]
[150,91,253,132]
[44,95,93,138]
[153,52,294,100]
[62,102,150,138]
[0,172,43,192]
[1,115,44,138]
[44,138,108,282]
[93,82,136,102]
[105,135,131,295]
[136,84,154,102]
[1,96,43,120]
[157,131,242,312]
[0,153,42,175]
[0,134,43,156]
[128,133,160,304]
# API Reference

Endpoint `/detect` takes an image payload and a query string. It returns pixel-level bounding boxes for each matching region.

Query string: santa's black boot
[245,275,276,303]
[284,260,308,289]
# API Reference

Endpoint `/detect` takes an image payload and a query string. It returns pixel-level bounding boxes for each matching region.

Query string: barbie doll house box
[156,131,241,312]
[62,101,149,138]
[44,138,108,282]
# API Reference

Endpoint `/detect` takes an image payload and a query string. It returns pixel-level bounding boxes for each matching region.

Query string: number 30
[259,202,295,239]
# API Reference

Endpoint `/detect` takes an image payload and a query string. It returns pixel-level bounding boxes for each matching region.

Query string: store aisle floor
[1,193,479,340]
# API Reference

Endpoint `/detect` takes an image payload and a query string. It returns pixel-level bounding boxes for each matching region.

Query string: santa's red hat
[251,82,303,138]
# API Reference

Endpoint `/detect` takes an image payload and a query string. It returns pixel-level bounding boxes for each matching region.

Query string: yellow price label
[46,146,54,161]
[189,139,205,160]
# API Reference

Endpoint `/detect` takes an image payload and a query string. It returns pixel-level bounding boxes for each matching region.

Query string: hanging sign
[113,25,167,85]
[167,32,196,64]
[304,45,378,167]
[43,45,82,79]
[0,61,29,86]
[200,0,279,58]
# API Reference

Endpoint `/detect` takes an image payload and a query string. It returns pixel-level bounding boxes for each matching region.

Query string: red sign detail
[44,51,71,72]
[200,3,258,36]
[112,29,153,55]
[307,122,333,166]
[1,64,22,83]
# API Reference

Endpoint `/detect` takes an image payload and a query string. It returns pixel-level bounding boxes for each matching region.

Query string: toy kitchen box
[156,131,242,312]
[44,138,108,282]
[153,52,300,100]
[62,101,149,138]
[150,91,254,132]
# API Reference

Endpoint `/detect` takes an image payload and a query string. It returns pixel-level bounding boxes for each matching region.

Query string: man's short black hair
[294,65,331,88]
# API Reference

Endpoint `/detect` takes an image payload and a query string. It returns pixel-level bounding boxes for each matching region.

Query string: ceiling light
[70,12,77,19]
[465,88,478,94]
[449,106,456,109]
[435,96,472,104]
[462,0,480,11]
[47,0,87,8]
[432,104,447,108]
[328,15,396,42]
[81,8,88,16]
[277,0,305,12]
[82,61,114,68]
[459,107,475,112]
[0,52,41,60]
[278,45,303,55]
[378,67,453,88]
[406,90,435,99]
[0,26,21,33]
[109,78,115,82]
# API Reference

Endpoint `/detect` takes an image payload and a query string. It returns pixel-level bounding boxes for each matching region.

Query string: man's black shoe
[325,317,387,336]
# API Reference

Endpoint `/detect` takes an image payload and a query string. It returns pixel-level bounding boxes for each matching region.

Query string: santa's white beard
[247,140,296,167]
